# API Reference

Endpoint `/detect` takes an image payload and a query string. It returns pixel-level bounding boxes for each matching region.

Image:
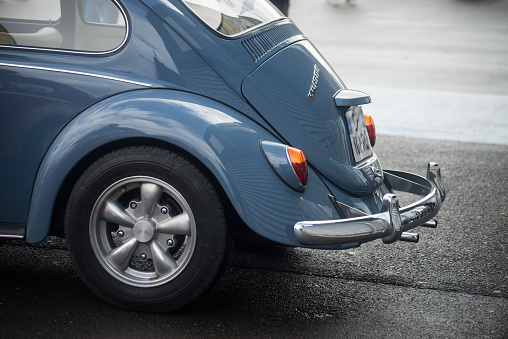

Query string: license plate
[345,107,373,163]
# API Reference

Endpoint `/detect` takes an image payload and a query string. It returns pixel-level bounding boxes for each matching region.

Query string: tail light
[287,146,308,187]
[261,141,308,192]
[363,113,376,147]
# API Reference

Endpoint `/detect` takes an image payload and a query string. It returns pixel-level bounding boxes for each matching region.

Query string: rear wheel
[65,146,228,312]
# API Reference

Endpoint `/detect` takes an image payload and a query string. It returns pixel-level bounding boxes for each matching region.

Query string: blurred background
[274,0,508,145]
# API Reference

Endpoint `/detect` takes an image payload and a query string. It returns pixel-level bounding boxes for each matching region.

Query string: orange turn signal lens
[287,146,308,187]
[363,113,376,147]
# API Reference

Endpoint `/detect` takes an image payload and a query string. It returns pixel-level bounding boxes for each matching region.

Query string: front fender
[27,89,339,246]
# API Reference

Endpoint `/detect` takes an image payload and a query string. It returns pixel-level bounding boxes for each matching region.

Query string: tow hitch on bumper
[294,163,446,245]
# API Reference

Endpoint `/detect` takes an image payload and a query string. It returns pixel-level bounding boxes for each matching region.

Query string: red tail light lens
[363,114,376,147]
[287,146,308,187]
[261,141,308,192]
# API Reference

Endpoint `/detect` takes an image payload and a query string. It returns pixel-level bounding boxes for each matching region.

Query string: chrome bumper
[294,163,446,245]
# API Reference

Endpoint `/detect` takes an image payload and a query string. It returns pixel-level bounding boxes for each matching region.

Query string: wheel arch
[27,89,282,243]
[50,137,238,238]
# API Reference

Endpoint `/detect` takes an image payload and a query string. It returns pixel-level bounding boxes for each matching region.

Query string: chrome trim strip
[104,0,130,55]
[0,223,26,239]
[294,162,445,246]
[0,62,152,87]
[0,234,24,239]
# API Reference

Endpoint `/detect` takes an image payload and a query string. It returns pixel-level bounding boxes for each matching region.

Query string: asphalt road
[1,136,507,338]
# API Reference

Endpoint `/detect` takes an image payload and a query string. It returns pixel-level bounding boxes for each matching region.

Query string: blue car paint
[242,40,384,196]
[26,88,358,248]
[0,0,385,249]
[0,0,273,222]
[0,61,148,223]
[147,0,384,195]
[141,0,305,122]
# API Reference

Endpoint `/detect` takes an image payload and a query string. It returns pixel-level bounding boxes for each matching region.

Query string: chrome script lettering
[307,64,320,100]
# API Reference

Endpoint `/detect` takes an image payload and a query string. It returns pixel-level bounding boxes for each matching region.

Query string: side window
[0,0,62,48]
[0,0,127,52]
[83,0,124,25]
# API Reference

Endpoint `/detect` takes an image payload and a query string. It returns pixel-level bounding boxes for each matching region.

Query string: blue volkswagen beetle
[0,0,445,312]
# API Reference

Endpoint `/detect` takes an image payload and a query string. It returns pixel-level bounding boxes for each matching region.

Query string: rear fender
[26,89,339,246]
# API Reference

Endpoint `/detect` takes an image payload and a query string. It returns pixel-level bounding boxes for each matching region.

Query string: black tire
[65,146,228,312]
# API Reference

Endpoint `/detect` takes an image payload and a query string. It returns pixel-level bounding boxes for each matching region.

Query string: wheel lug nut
[167,239,174,247]
[117,230,124,237]
[140,253,147,261]
[130,202,137,209]
[161,207,168,214]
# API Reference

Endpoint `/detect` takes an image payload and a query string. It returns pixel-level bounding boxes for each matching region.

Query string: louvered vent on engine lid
[241,23,304,62]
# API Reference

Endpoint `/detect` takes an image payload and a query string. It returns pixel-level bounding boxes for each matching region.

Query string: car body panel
[0,0,272,224]
[0,60,148,223]
[242,40,384,196]
[26,88,359,248]
[0,0,443,250]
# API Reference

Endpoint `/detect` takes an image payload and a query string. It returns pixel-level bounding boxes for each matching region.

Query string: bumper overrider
[294,163,446,245]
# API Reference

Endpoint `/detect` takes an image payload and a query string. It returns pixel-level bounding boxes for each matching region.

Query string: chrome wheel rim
[89,176,196,287]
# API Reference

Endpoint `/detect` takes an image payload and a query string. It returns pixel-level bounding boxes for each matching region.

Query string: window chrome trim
[0,62,152,87]
[0,0,130,56]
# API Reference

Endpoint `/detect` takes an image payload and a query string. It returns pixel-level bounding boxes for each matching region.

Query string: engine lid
[242,40,383,196]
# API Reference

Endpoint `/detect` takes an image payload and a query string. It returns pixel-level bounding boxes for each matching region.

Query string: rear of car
[178,0,385,201]
[169,0,445,246]
[0,0,445,313]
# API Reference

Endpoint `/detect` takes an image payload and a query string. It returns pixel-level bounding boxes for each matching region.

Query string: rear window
[182,0,283,36]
